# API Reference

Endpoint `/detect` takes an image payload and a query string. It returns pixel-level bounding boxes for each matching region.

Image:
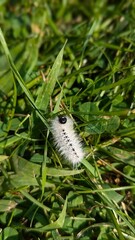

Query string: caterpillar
[51,115,84,165]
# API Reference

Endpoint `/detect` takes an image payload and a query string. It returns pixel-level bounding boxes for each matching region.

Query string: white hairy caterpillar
[51,115,84,165]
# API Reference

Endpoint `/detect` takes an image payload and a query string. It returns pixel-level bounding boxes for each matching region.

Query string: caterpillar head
[51,116,74,133]
[58,115,67,124]
[58,115,73,127]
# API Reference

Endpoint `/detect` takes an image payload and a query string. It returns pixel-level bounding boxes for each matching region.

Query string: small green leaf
[0,136,21,148]
[0,155,8,162]
[112,94,123,106]
[107,146,135,166]
[68,191,83,207]
[85,118,106,134]
[101,183,123,203]
[0,200,17,212]
[79,102,100,121]
[106,116,120,133]
[0,227,19,240]
[46,167,84,176]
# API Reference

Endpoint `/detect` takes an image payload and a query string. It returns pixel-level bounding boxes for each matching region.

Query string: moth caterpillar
[51,115,84,165]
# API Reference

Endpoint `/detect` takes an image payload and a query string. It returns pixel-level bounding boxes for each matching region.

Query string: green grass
[0,1,135,239]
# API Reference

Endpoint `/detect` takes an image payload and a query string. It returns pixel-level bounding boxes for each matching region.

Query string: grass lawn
[0,1,135,239]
